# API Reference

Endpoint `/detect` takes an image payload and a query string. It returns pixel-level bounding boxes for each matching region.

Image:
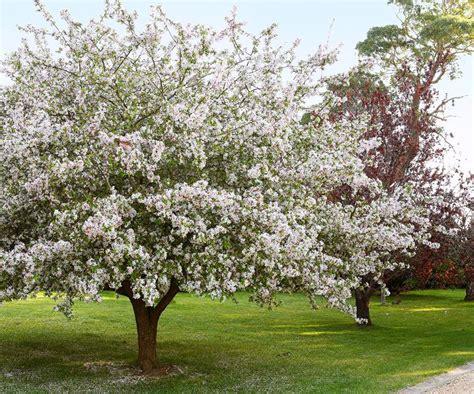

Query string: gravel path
[399,362,474,393]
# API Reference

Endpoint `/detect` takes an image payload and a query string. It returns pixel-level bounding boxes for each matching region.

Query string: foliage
[357,0,473,71]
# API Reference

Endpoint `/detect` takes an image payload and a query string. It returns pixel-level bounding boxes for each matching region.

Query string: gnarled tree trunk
[117,279,179,373]
[355,287,374,326]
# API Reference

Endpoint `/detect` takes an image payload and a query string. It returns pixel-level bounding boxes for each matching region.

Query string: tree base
[116,279,180,375]
[392,295,401,305]
[142,364,184,377]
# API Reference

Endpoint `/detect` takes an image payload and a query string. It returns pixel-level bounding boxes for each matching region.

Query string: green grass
[0,289,473,393]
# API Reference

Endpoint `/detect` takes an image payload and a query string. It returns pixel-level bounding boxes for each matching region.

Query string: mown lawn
[0,289,473,393]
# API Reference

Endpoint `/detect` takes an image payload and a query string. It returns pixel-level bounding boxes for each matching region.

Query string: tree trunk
[380,285,386,305]
[117,279,179,373]
[464,265,474,302]
[131,299,160,372]
[355,288,372,326]
[465,280,474,301]
[392,293,401,304]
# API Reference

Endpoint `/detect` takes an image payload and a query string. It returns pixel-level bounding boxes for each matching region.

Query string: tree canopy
[0,0,451,370]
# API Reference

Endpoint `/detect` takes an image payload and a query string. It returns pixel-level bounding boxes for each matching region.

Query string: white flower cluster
[0,1,435,319]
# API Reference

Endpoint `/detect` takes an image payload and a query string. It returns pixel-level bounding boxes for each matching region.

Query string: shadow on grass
[388,291,466,303]
[0,290,473,392]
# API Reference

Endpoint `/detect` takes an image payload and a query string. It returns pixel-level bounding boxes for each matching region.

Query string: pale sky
[1,0,472,174]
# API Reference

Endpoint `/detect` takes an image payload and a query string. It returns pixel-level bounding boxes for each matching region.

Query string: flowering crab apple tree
[0,1,433,370]
[308,139,439,325]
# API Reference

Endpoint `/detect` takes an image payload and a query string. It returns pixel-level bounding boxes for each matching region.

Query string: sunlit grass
[0,289,473,393]
[406,307,451,312]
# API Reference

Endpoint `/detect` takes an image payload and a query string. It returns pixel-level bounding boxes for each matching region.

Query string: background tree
[324,0,473,324]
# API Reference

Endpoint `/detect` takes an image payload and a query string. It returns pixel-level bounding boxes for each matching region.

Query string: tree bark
[465,280,474,301]
[355,288,373,326]
[131,298,160,372]
[116,279,179,373]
